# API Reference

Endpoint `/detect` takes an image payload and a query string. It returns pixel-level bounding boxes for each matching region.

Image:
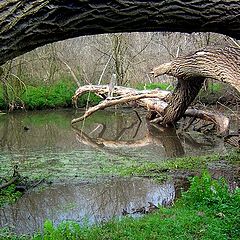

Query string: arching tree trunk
[162,77,204,126]
[152,46,240,125]
[0,0,240,65]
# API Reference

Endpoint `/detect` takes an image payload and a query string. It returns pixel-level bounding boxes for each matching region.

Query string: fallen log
[71,85,229,134]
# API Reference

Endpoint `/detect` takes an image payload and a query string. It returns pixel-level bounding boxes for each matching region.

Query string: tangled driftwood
[71,85,229,134]
[70,46,240,137]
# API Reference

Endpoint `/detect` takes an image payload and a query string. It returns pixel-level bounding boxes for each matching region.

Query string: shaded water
[0,109,238,235]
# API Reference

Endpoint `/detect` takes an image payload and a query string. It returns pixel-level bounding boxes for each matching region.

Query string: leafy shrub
[181,171,232,208]
[33,220,82,240]
[0,80,101,110]
[21,80,76,110]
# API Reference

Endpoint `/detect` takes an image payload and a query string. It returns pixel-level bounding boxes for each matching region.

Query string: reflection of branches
[114,120,139,141]
[147,123,185,158]
[73,115,220,158]
[72,124,151,149]
[178,132,215,148]
[72,125,105,150]
[73,121,185,158]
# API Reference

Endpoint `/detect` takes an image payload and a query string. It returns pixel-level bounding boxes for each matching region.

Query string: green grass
[3,171,238,240]
[136,82,174,91]
[118,150,240,179]
[136,82,223,93]
[136,82,228,105]
[0,80,101,110]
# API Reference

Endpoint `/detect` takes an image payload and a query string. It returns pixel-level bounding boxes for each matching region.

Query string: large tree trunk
[0,0,240,65]
[152,46,240,125]
[162,77,204,126]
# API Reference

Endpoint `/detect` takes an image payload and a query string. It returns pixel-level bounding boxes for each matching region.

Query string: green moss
[0,184,22,208]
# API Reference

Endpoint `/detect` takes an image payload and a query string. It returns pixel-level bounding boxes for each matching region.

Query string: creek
[0,108,238,234]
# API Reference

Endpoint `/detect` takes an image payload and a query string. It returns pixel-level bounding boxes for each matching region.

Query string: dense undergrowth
[1,172,239,240]
[0,80,101,110]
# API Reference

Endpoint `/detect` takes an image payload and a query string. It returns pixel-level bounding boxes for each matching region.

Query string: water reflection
[0,178,176,235]
[0,109,226,157]
[0,109,229,179]
[73,120,217,158]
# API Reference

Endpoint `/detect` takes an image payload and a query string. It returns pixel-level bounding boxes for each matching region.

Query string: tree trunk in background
[0,0,240,65]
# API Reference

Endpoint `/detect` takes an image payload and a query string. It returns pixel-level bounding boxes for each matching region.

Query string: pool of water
[0,108,232,180]
[0,177,182,235]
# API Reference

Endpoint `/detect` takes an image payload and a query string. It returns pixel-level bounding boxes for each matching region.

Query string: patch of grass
[27,172,239,240]
[136,82,174,91]
[0,80,101,110]
[118,150,240,178]
[0,227,28,240]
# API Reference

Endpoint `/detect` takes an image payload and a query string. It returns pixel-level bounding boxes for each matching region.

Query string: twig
[0,176,19,190]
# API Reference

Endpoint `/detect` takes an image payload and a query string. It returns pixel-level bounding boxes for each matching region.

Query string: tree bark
[151,46,240,125]
[0,0,240,65]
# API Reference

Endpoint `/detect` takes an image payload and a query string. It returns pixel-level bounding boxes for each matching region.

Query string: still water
[0,109,229,173]
[0,177,179,235]
[0,108,237,234]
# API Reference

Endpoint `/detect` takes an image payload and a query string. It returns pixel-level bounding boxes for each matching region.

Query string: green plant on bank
[2,171,238,240]
[0,80,101,110]
[0,184,22,208]
[136,82,223,93]
[136,82,174,91]
[118,150,240,178]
